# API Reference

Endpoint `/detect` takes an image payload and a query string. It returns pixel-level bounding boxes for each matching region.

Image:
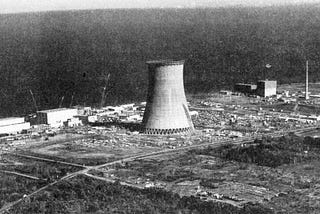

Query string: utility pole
[70,93,74,107]
[100,86,107,108]
[306,60,309,100]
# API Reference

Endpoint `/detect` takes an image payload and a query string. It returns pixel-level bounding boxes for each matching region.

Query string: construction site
[1,56,320,213]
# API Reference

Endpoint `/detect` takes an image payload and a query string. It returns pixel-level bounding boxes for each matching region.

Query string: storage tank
[142,60,194,135]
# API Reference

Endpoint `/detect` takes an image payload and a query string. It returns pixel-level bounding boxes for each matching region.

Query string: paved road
[84,173,144,189]
[0,170,41,180]
[12,153,85,168]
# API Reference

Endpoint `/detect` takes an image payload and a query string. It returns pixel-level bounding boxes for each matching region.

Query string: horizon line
[0,2,319,15]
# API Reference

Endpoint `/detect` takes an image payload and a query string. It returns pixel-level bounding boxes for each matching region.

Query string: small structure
[37,108,78,128]
[102,106,123,115]
[219,90,232,95]
[256,80,277,97]
[76,106,92,116]
[0,117,30,134]
[63,117,82,127]
[88,115,98,123]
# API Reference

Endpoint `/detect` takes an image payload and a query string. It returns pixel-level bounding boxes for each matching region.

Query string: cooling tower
[142,60,194,135]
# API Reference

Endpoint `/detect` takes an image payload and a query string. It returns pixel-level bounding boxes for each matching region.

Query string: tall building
[256,80,277,97]
[142,60,194,135]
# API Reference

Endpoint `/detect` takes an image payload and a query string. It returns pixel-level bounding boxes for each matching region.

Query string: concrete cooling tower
[142,60,194,135]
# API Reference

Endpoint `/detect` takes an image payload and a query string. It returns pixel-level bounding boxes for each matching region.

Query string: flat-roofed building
[37,108,78,128]
[234,83,257,95]
[0,117,24,127]
[0,117,30,134]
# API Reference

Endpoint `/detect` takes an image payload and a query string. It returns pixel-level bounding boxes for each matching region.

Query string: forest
[192,134,320,168]
[0,154,83,208]
[11,175,273,214]
[1,4,320,116]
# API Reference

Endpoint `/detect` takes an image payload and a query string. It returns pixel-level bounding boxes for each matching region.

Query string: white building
[0,117,30,134]
[120,103,135,110]
[88,115,98,123]
[37,108,78,128]
[256,80,277,97]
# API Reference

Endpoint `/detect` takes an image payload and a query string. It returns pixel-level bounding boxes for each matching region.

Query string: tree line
[1,5,320,116]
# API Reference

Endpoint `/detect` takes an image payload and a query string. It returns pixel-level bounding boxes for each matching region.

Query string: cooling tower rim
[143,127,193,135]
[146,59,185,66]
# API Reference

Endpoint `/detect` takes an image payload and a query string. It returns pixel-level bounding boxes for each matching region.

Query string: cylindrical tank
[142,60,194,135]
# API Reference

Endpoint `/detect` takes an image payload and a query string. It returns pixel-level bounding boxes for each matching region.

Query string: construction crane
[59,96,65,108]
[29,89,38,112]
[100,73,110,108]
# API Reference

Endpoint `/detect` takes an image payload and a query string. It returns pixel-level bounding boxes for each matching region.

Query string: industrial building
[234,83,257,95]
[0,117,30,134]
[37,108,78,128]
[142,60,194,135]
[256,80,277,97]
[234,80,277,97]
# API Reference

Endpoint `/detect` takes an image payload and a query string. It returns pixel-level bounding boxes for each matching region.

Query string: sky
[0,0,319,14]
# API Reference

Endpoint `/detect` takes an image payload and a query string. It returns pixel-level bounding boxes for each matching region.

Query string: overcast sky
[0,0,319,14]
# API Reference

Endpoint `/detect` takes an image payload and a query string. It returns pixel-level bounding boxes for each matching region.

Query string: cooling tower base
[143,127,193,135]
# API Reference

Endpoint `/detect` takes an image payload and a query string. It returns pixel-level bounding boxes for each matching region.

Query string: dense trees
[0,156,83,209]
[193,135,320,168]
[1,5,320,116]
[0,173,43,208]
[1,155,83,180]
[12,175,272,213]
